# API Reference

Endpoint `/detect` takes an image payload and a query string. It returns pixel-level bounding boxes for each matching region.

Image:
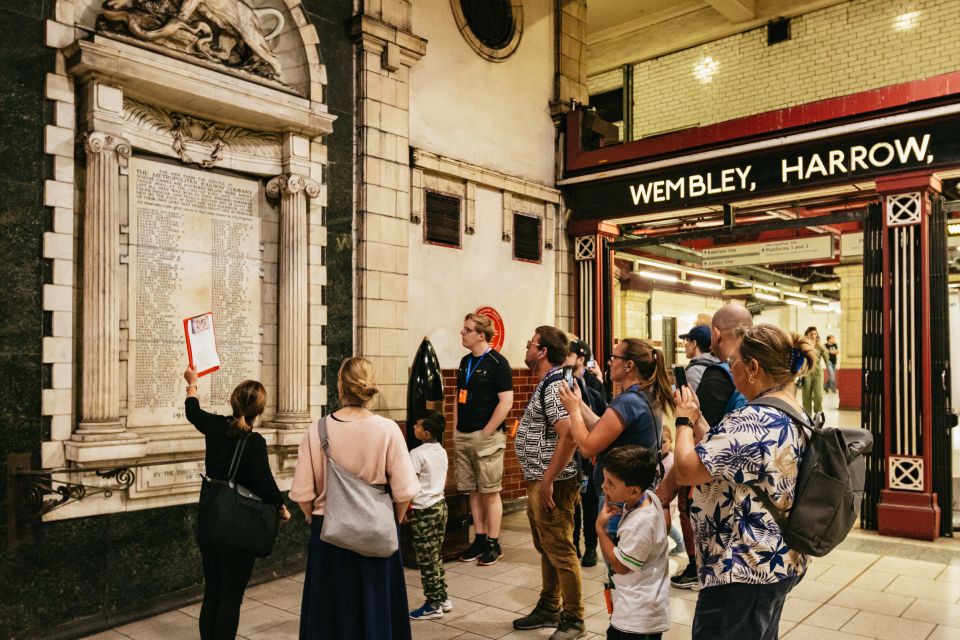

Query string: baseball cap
[679,325,712,352]
[568,339,592,360]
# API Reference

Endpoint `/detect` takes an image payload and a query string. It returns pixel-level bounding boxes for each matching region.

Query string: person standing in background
[824,335,839,393]
[454,313,514,566]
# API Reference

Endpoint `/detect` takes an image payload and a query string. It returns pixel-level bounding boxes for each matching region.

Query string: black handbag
[197,434,280,557]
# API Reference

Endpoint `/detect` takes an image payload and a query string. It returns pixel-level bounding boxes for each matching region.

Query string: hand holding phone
[563,365,575,390]
[673,365,688,389]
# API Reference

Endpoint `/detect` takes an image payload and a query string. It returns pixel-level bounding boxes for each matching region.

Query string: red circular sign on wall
[474,306,505,352]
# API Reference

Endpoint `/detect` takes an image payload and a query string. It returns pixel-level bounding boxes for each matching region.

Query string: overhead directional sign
[702,236,834,268]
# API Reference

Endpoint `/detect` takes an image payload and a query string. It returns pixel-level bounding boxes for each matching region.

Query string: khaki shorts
[454,429,506,493]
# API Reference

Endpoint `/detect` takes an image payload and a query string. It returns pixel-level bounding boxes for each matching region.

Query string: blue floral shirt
[692,404,808,588]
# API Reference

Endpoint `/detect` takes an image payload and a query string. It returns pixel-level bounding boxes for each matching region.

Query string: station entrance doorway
[585,186,957,538]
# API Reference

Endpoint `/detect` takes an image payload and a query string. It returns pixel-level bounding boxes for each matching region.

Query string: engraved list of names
[127,157,261,426]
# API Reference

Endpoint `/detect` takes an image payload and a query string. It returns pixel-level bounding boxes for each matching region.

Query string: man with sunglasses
[513,326,586,640]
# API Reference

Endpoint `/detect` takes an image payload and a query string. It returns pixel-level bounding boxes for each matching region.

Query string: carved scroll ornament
[98,0,287,82]
[124,98,280,167]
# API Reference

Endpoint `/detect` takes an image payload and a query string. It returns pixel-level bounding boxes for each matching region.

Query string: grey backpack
[315,417,398,557]
[751,397,873,557]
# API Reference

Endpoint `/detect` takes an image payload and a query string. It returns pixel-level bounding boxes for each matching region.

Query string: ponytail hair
[619,338,676,414]
[229,380,267,434]
[737,324,816,387]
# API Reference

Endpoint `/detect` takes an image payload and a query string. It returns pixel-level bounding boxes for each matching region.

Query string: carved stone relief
[98,0,287,82]
[123,98,281,168]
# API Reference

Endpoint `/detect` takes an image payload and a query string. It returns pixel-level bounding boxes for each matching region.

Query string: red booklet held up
[183,312,221,377]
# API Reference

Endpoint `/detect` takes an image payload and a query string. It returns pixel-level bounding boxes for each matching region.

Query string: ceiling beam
[704,0,757,23]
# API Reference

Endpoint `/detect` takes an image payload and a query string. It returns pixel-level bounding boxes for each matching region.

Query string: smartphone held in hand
[563,365,575,389]
[673,365,687,389]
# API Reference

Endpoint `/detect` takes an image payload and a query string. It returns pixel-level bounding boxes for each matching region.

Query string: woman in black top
[184,365,291,640]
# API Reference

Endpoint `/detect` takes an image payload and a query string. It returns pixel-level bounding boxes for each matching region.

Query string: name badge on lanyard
[459,349,490,404]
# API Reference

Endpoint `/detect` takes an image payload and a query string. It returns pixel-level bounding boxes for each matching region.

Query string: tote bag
[198,434,280,557]
[315,417,398,557]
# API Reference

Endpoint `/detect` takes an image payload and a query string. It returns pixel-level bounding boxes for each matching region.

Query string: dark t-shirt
[697,366,736,428]
[455,349,513,432]
[584,370,609,402]
[593,385,659,488]
[826,343,838,365]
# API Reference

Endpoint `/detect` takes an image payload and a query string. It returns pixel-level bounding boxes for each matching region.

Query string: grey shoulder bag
[315,417,399,558]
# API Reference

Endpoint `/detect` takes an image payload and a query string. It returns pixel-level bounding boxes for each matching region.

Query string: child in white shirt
[408,411,452,620]
[596,445,670,639]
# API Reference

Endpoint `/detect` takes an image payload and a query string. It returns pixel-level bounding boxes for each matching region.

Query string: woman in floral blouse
[673,324,816,640]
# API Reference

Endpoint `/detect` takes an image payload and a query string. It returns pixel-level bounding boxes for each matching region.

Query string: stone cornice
[350,15,426,62]
[411,148,560,204]
[66,36,335,138]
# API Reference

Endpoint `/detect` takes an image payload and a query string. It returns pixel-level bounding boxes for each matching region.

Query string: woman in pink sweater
[290,357,420,639]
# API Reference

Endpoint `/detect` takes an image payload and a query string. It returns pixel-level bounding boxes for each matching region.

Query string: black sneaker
[513,600,561,630]
[670,564,699,590]
[458,537,486,562]
[580,548,597,567]
[549,616,586,640]
[477,539,503,566]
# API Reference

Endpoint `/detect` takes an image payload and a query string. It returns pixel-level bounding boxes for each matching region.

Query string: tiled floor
[81,509,960,640]
[82,394,960,640]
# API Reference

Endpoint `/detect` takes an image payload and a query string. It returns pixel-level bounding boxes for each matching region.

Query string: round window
[451,0,523,62]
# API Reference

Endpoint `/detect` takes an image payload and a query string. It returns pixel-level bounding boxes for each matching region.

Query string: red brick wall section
[439,368,540,502]
[398,369,539,503]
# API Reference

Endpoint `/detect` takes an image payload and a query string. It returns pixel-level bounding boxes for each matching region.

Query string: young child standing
[596,446,671,640]
[408,411,452,620]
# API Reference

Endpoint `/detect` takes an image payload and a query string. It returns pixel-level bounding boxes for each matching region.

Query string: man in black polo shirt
[454,312,514,566]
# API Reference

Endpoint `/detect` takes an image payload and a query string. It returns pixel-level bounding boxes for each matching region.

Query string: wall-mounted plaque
[127,157,262,427]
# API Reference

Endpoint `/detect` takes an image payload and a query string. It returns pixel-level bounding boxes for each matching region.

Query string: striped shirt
[514,367,578,482]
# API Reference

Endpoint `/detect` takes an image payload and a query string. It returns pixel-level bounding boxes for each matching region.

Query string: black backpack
[750,397,873,557]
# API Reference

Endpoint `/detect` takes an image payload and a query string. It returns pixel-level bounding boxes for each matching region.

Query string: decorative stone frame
[40,0,334,519]
[450,0,524,62]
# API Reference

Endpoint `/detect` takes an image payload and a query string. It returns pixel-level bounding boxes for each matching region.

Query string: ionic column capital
[266,174,320,199]
[84,132,131,163]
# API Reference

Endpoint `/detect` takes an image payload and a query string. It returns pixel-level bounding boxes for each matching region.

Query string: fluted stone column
[267,174,317,429]
[74,132,131,440]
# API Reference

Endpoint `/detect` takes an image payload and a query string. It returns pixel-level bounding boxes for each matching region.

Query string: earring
[749,376,756,384]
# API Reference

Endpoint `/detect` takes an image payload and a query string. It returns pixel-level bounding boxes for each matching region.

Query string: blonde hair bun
[339,356,379,404]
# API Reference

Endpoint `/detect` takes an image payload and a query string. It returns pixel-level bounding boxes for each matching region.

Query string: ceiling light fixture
[812,304,832,312]
[639,270,678,283]
[785,299,808,308]
[689,280,723,291]
[754,292,779,302]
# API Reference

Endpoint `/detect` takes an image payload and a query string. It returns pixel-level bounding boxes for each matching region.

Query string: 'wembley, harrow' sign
[565,115,960,219]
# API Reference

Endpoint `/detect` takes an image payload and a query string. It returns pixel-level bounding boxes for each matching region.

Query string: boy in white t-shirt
[596,445,670,639]
[408,411,452,620]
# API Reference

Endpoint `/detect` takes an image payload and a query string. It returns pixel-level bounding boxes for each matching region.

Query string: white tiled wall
[589,0,960,140]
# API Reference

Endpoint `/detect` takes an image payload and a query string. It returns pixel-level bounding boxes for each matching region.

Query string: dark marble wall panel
[0,2,354,636]
[303,0,355,409]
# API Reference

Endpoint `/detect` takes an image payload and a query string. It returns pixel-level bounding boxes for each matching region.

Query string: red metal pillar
[569,220,619,365]
[875,171,942,540]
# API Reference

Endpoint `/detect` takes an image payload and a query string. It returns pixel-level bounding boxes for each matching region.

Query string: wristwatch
[675,417,692,427]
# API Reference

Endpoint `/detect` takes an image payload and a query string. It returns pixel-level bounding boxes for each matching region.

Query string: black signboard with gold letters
[565,115,960,219]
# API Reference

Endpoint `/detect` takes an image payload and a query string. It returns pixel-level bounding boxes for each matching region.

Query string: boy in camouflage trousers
[408,411,452,620]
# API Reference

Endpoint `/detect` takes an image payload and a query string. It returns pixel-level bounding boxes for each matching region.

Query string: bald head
[710,303,753,360]
[712,303,753,332]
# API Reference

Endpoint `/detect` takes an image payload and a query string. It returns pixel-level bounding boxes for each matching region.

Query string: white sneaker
[440,599,453,612]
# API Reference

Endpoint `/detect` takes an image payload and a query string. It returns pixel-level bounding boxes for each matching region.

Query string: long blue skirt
[299,516,412,640]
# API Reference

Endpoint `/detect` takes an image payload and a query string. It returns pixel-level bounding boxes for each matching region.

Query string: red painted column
[569,220,619,365]
[875,171,942,541]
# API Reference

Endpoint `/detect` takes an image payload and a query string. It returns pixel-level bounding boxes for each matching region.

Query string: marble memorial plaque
[127,157,262,426]
[130,460,207,497]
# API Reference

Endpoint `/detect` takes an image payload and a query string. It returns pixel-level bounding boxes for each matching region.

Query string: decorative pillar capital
[84,132,131,165]
[266,174,320,199]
